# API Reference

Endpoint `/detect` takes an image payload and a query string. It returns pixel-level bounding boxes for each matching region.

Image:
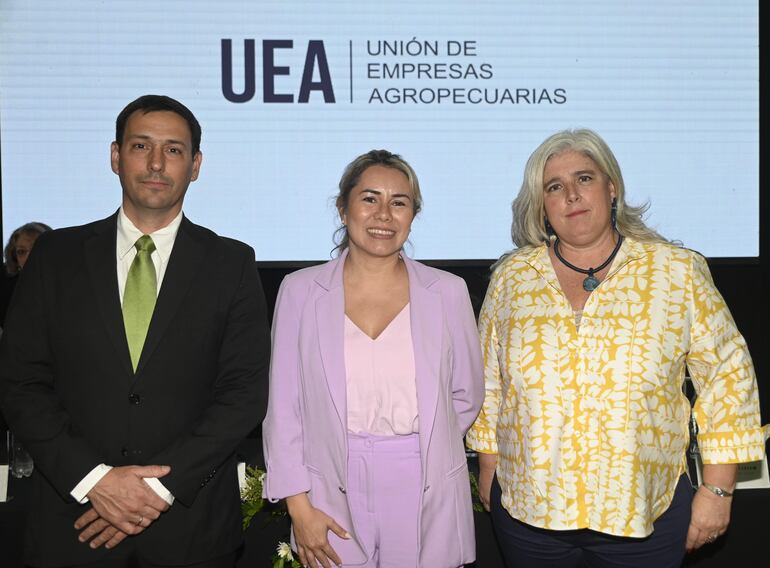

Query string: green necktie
[122,235,157,371]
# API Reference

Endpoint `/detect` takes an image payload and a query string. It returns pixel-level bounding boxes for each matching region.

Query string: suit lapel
[315,253,347,430]
[403,257,442,463]
[84,213,134,376]
[135,217,207,374]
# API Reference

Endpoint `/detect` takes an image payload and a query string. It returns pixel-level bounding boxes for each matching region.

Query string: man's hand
[82,465,171,535]
[74,508,130,549]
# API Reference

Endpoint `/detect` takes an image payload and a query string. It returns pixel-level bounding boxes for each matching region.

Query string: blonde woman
[467,129,766,567]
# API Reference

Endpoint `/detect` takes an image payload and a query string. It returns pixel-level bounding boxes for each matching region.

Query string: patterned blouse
[466,238,766,537]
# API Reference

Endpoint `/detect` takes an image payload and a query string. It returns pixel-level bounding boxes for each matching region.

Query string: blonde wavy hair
[510,129,667,249]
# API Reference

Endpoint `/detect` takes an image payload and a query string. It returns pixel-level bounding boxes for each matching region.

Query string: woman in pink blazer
[263,150,484,568]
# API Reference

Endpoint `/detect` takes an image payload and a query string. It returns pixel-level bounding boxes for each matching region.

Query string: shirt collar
[116,208,183,261]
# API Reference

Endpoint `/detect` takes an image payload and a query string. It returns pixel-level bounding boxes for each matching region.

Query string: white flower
[276,541,294,560]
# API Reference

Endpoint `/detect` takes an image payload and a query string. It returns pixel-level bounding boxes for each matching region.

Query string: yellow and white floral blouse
[466,238,766,537]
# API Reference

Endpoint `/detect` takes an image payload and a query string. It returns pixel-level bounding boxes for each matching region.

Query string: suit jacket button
[121,447,129,457]
[128,394,141,405]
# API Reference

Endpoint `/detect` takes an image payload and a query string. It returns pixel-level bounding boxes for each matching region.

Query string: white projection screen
[0,1,759,261]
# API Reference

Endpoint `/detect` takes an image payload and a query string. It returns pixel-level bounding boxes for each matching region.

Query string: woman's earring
[610,198,618,229]
[544,217,555,237]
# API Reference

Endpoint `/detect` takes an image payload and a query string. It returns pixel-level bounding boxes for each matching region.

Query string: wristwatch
[701,482,734,497]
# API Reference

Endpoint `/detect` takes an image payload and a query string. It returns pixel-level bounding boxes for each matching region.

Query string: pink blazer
[263,251,483,567]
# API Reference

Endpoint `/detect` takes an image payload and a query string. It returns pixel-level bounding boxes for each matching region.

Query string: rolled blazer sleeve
[447,278,484,434]
[466,269,503,454]
[262,276,312,500]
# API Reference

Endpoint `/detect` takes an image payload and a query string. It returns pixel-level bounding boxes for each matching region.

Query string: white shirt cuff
[145,477,175,505]
[70,466,174,506]
[71,464,112,503]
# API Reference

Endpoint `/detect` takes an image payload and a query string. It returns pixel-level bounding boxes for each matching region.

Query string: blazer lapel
[84,213,134,376]
[313,252,443,444]
[403,256,442,462]
[135,217,207,374]
[315,253,348,430]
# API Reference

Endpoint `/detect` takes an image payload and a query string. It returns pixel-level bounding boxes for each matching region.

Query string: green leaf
[468,470,485,512]
[241,465,268,531]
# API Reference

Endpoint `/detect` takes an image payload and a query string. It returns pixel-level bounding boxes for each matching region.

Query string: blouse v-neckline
[345,303,410,341]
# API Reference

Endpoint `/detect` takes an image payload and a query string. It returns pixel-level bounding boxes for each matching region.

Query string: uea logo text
[221,39,335,103]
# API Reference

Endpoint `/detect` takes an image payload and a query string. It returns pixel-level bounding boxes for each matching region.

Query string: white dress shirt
[70,208,183,505]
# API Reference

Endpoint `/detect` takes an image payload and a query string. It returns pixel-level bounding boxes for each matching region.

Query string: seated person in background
[1,222,51,327]
[0,222,50,431]
[467,128,766,568]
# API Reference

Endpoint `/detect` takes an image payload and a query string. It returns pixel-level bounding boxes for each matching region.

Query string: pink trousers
[345,433,422,568]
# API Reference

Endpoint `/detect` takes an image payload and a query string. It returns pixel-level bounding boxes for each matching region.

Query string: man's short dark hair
[115,95,202,155]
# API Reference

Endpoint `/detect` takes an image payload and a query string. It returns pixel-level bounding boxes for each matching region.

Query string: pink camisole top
[344,303,419,435]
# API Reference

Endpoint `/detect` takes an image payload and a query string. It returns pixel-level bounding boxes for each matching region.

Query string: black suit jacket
[0,213,270,567]
[0,271,18,327]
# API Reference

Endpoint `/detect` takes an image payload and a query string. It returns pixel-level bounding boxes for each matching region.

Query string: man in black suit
[0,95,270,568]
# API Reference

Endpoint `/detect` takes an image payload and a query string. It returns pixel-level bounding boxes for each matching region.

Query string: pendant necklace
[553,234,624,292]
